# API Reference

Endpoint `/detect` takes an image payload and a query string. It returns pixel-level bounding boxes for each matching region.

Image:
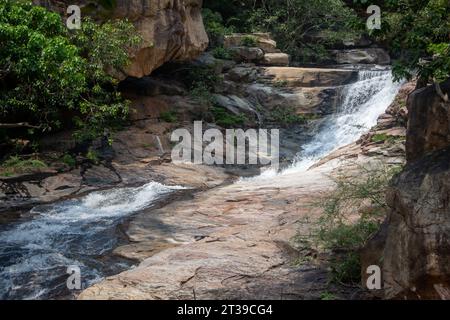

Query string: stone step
[261,67,358,87]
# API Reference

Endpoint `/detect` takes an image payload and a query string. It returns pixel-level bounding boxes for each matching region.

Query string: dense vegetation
[204,0,450,83]
[0,0,140,153]
[204,0,362,63]
[0,0,448,166]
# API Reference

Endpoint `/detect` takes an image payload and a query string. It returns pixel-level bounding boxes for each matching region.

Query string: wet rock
[83,166,121,186]
[78,168,336,300]
[246,83,339,115]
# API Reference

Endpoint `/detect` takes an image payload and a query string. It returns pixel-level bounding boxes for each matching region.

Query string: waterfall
[255,68,402,180]
[0,182,185,299]
[0,68,402,300]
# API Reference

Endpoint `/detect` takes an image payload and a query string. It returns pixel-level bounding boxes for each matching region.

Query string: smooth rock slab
[262,67,358,87]
[78,167,335,300]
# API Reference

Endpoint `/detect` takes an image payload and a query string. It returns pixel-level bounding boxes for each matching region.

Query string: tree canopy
[0,0,141,144]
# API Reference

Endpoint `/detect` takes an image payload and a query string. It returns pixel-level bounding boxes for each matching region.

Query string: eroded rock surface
[364,80,450,299]
[34,0,209,79]
[78,166,337,300]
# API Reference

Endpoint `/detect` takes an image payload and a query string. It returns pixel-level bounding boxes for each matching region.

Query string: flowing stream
[0,182,185,299]
[255,68,402,180]
[0,67,401,300]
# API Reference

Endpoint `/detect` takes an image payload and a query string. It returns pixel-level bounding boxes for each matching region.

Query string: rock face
[224,33,280,53]
[383,148,450,299]
[78,166,339,300]
[406,81,450,161]
[223,33,290,67]
[371,81,450,299]
[34,0,209,79]
[262,67,358,87]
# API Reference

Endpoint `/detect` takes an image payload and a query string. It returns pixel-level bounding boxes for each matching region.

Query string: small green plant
[0,156,47,176]
[273,80,289,88]
[190,84,215,107]
[371,133,405,145]
[211,106,247,127]
[241,35,258,47]
[212,46,233,60]
[202,9,234,46]
[371,133,388,143]
[320,291,337,300]
[268,107,307,126]
[315,165,402,285]
[86,148,99,164]
[160,111,178,123]
[178,65,222,108]
[61,154,76,168]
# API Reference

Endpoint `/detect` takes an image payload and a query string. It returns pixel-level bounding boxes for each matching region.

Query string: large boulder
[246,83,339,115]
[382,147,450,299]
[365,81,450,299]
[229,46,264,63]
[33,0,209,79]
[224,33,280,53]
[406,80,450,161]
[260,53,290,67]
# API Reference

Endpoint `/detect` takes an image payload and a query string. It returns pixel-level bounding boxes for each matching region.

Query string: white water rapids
[0,67,401,300]
[254,68,402,180]
[0,182,185,299]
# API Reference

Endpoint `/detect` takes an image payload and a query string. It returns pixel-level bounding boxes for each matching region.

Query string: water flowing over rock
[33,0,209,79]
[77,68,401,300]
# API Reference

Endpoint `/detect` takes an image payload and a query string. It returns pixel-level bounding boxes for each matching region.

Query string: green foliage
[202,8,234,47]
[204,0,361,63]
[86,148,99,164]
[241,35,257,47]
[179,65,222,107]
[371,133,405,144]
[0,1,141,143]
[371,0,450,83]
[249,0,361,62]
[371,133,388,143]
[316,165,401,284]
[0,155,47,176]
[160,111,178,123]
[320,292,337,300]
[61,153,76,168]
[211,106,247,127]
[268,107,307,126]
[212,46,233,60]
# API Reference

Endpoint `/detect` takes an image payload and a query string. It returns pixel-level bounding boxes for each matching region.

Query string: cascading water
[256,68,402,179]
[0,182,185,299]
[0,67,402,300]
